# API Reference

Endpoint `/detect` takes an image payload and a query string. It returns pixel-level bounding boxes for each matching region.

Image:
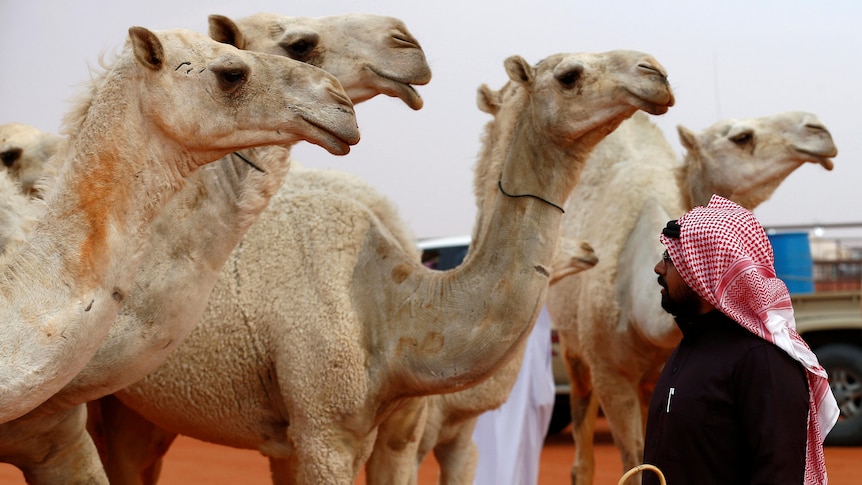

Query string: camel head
[104,27,359,165]
[472,50,675,219]
[488,51,673,142]
[550,238,599,285]
[677,111,838,209]
[0,123,63,198]
[209,13,431,110]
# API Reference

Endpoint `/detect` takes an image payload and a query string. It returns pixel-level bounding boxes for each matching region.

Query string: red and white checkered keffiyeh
[660,194,840,485]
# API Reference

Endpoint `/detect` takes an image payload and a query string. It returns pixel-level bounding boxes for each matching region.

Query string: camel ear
[476,84,500,115]
[677,125,700,155]
[503,55,534,84]
[129,26,165,71]
[208,14,246,49]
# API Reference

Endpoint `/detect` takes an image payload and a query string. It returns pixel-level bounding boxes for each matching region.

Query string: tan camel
[0,13,427,484]
[0,122,63,198]
[0,25,358,426]
[92,50,673,484]
[545,111,838,485]
[366,239,599,485]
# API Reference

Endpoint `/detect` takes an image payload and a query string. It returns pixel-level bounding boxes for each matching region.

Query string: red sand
[1,418,859,484]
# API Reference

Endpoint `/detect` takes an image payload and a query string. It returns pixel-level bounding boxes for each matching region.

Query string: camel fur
[546,111,838,485]
[92,49,673,485]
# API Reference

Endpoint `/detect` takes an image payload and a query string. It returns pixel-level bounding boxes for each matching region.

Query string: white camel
[0,13,428,484]
[0,122,63,198]
[545,111,838,485]
[92,49,674,484]
[0,25,358,426]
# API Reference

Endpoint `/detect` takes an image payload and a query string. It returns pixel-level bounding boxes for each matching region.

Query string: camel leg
[0,405,108,484]
[432,418,479,485]
[365,397,428,485]
[565,357,598,485]
[274,422,373,485]
[592,370,644,485]
[87,395,177,485]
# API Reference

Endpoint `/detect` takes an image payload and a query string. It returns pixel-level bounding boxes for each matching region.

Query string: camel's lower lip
[367,67,428,110]
[300,114,359,151]
[797,151,835,171]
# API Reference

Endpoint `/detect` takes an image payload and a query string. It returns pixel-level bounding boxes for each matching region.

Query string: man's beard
[659,279,702,318]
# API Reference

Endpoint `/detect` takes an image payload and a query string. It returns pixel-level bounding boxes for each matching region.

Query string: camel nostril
[329,87,354,109]
[637,63,667,80]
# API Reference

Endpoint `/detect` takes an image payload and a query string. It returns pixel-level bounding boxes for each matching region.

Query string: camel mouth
[625,83,675,116]
[298,112,360,156]
[628,92,675,116]
[796,149,835,171]
[368,66,428,110]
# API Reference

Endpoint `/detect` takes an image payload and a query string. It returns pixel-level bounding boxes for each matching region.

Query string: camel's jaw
[367,66,429,110]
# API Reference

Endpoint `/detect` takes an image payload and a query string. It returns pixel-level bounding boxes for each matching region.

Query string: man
[643,195,839,485]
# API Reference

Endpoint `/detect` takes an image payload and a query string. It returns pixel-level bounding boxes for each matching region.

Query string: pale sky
[2,0,860,241]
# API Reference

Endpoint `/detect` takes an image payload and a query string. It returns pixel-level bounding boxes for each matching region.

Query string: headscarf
[659,194,839,485]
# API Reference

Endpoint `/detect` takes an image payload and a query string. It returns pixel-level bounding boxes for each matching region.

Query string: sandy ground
[1,417,859,484]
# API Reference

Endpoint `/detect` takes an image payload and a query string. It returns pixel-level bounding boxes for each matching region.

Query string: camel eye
[730,131,753,145]
[1,148,21,167]
[279,33,319,62]
[556,66,583,89]
[212,63,249,92]
[220,71,245,87]
[285,40,314,59]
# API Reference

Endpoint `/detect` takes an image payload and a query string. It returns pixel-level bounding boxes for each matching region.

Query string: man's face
[654,250,701,318]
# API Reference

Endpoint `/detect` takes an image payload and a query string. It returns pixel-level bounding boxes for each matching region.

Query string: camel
[0,24,358,426]
[366,240,599,485]
[92,49,674,484]
[0,122,63,198]
[0,13,428,484]
[545,110,838,485]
